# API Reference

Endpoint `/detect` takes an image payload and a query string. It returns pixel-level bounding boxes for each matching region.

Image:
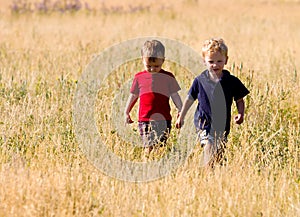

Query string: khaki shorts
[138,120,171,147]
[197,130,227,165]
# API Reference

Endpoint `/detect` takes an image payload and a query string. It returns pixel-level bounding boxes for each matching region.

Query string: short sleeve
[169,74,181,94]
[130,75,139,95]
[233,77,250,101]
[188,78,199,100]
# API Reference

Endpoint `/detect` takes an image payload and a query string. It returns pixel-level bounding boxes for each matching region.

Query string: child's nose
[212,63,218,67]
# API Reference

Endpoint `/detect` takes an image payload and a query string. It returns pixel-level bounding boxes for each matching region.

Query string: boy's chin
[211,70,222,75]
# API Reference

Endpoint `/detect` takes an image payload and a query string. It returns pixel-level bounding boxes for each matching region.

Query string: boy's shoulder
[194,69,242,84]
[160,69,175,77]
[221,70,243,82]
[195,70,209,81]
[135,70,148,76]
[135,69,175,78]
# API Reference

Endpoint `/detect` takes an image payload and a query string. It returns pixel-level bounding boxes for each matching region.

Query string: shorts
[138,120,171,147]
[197,130,227,147]
[197,130,227,164]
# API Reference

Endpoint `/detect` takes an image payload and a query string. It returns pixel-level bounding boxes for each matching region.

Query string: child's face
[203,51,228,76]
[142,57,164,73]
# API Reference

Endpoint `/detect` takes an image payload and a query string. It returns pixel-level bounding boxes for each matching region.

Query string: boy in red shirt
[125,40,182,154]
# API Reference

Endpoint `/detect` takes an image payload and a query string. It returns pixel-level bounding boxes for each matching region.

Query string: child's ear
[225,56,229,65]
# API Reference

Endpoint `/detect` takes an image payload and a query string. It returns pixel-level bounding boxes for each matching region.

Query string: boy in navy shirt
[176,38,249,167]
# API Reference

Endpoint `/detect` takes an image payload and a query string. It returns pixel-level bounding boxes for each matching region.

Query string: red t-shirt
[130,69,181,121]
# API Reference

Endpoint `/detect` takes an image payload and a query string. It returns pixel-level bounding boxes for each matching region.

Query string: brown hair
[202,38,228,58]
[141,40,165,59]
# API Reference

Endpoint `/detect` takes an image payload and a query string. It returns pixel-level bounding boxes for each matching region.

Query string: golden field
[0,0,299,216]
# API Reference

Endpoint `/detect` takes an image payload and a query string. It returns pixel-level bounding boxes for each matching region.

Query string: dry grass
[0,0,299,216]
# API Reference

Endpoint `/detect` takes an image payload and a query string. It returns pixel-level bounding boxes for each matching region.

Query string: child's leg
[138,121,171,158]
[199,130,227,168]
[198,130,215,167]
[203,143,217,168]
[138,121,153,147]
[154,120,171,146]
[138,122,156,157]
[214,136,227,165]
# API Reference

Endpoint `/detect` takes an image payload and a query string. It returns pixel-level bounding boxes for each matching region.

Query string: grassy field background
[0,0,299,216]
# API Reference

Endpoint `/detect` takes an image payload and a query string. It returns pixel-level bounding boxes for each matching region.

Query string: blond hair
[202,38,228,58]
[141,40,165,59]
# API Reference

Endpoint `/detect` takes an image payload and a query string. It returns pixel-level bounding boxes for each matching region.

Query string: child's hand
[175,115,184,129]
[125,114,134,124]
[234,114,244,125]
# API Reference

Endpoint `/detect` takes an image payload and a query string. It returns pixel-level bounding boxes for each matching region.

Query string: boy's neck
[208,70,223,82]
[146,69,163,74]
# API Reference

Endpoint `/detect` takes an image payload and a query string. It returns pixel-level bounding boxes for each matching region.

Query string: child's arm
[234,98,245,125]
[124,93,138,124]
[175,96,194,128]
[170,92,183,114]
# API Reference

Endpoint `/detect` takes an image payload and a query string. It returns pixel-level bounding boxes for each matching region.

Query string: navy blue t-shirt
[188,69,250,136]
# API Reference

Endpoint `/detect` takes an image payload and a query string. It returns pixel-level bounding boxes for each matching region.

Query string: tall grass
[0,0,299,216]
